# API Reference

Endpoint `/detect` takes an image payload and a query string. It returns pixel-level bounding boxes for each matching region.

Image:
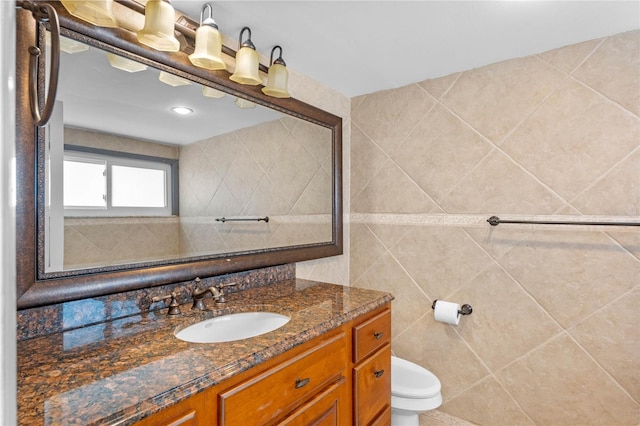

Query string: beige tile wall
[351,30,640,425]
[178,115,334,255]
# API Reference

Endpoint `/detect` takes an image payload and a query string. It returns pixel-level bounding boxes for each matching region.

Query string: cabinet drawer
[353,344,391,426]
[219,332,346,425]
[277,377,346,426]
[353,309,391,363]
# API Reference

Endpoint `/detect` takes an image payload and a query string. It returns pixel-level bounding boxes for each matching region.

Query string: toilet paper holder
[431,300,473,316]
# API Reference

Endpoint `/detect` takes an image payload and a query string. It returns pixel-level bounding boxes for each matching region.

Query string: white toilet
[391,356,442,426]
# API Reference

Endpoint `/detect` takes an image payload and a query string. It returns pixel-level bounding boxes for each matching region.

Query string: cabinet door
[133,389,213,426]
[353,344,391,426]
[368,405,391,426]
[277,378,347,426]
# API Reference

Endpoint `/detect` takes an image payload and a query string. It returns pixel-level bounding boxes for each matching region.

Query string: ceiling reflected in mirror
[57,35,282,145]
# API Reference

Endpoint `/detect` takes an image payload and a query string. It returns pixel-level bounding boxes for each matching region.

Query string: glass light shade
[159,71,191,87]
[229,47,262,85]
[262,63,290,98]
[61,0,118,28]
[47,33,90,54]
[202,86,225,99]
[235,98,256,109]
[189,25,226,70]
[136,0,180,52]
[107,53,148,73]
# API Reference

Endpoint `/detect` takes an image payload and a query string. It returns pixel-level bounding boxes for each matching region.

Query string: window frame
[63,145,179,217]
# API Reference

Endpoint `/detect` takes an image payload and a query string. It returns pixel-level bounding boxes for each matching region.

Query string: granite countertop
[17,279,393,425]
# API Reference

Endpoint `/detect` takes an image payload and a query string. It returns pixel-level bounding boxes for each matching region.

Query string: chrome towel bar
[487,216,640,227]
[215,216,269,223]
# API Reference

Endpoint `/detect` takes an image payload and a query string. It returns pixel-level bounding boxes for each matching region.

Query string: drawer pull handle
[373,331,384,340]
[374,369,385,379]
[295,378,311,389]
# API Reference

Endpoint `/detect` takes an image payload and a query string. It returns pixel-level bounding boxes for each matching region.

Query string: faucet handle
[216,282,237,290]
[214,282,237,304]
[152,291,181,316]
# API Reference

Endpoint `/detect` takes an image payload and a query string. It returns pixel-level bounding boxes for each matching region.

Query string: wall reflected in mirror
[45,35,333,273]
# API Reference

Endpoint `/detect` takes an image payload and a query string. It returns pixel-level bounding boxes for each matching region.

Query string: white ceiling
[172,1,640,97]
[59,1,640,146]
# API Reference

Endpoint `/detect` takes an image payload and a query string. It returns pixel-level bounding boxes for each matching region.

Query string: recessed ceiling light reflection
[171,106,194,115]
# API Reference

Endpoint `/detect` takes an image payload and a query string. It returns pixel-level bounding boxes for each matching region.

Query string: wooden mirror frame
[15,2,343,310]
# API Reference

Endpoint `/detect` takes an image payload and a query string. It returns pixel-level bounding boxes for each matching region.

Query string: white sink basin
[175,312,290,343]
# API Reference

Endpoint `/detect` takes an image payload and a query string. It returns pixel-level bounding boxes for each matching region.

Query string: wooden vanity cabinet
[352,308,392,425]
[218,331,349,425]
[135,304,392,426]
[133,386,215,426]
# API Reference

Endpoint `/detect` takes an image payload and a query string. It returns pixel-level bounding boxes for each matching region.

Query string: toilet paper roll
[433,300,460,325]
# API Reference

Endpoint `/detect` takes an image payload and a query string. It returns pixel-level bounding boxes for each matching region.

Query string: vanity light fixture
[262,45,290,98]
[171,106,194,115]
[229,27,262,86]
[202,86,226,99]
[189,3,226,70]
[137,0,180,52]
[107,53,148,73]
[159,70,191,86]
[60,0,118,28]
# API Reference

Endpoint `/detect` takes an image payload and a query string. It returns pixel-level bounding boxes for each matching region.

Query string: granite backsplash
[17,264,295,340]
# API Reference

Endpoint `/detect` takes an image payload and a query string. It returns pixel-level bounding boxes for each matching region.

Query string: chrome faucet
[191,277,236,310]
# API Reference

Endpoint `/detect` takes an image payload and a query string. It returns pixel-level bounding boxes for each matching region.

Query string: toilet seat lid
[391,356,441,399]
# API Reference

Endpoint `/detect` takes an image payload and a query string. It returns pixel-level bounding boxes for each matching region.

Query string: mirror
[16,4,342,309]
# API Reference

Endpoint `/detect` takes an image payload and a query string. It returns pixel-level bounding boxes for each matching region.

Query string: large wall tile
[389,226,494,300]
[570,286,640,402]
[496,334,640,425]
[464,225,533,260]
[441,56,565,143]
[351,161,439,213]
[571,148,640,216]
[573,30,640,115]
[350,125,389,199]
[349,223,389,283]
[351,84,435,155]
[237,120,289,171]
[501,79,639,201]
[608,230,640,261]
[442,376,534,426]
[537,38,602,74]
[367,223,413,250]
[392,105,493,204]
[452,264,561,371]
[354,254,429,338]
[498,230,640,328]
[441,150,565,214]
[418,73,461,100]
